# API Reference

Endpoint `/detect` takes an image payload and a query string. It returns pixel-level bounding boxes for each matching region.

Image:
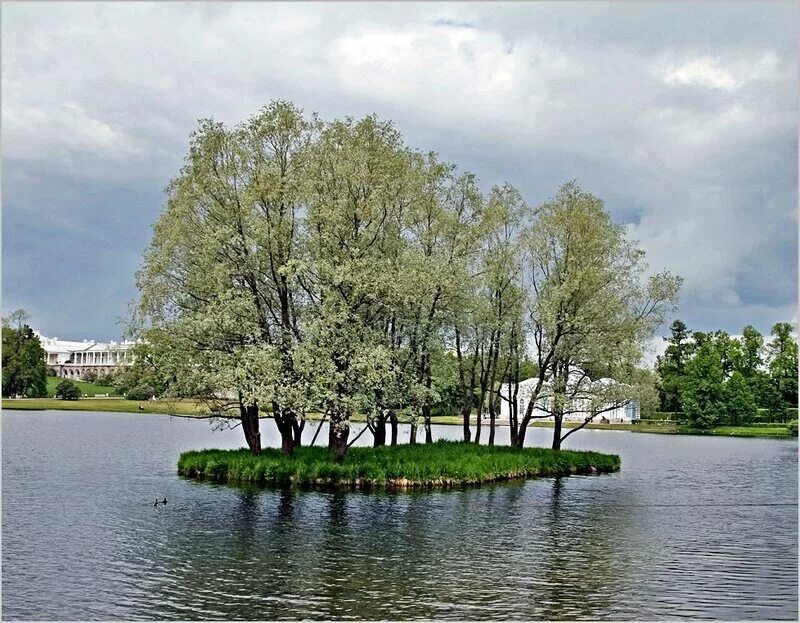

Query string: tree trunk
[389,410,398,446]
[292,418,305,447]
[552,414,563,451]
[373,414,387,447]
[423,403,433,444]
[511,417,527,448]
[272,405,296,455]
[488,397,496,447]
[474,390,486,444]
[409,422,417,444]
[328,412,350,460]
[461,404,472,443]
[240,403,262,455]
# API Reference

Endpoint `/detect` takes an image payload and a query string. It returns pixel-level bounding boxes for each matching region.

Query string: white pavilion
[36,332,135,380]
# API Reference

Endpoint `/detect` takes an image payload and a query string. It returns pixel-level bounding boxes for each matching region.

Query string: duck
[162,498,167,505]
[154,499,159,507]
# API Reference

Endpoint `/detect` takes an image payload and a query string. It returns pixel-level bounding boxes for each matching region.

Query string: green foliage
[82,371,98,383]
[2,312,48,398]
[767,322,798,408]
[113,343,170,397]
[788,420,798,437]
[135,100,680,454]
[54,379,81,400]
[45,376,118,397]
[723,371,757,425]
[656,320,798,426]
[656,320,693,412]
[125,385,155,401]
[681,342,725,429]
[177,440,620,487]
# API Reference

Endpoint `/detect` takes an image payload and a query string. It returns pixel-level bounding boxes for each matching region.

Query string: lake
[2,410,797,620]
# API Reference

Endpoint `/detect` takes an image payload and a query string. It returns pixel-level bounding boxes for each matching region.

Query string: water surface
[2,411,797,620]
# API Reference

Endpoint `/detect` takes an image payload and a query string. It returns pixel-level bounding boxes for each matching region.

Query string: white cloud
[664,57,739,90]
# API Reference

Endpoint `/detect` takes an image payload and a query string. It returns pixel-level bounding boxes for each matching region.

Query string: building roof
[35,331,134,353]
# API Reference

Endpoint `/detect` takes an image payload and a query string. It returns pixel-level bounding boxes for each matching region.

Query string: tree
[656,319,693,413]
[737,325,764,378]
[513,182,681,449]
[681,341,725,429]
[300,114,423,457]
[135,101,312,455]
[2,311,48,398]
[766,322,798,408]
[724,371,757,425]
[55,379,81,400]
[711,330,741,378]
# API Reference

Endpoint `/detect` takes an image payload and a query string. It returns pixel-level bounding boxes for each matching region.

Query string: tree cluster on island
[131,100,681,458]
[656,320,798,428]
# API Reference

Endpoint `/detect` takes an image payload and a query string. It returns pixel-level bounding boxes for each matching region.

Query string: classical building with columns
[36,333,135,380]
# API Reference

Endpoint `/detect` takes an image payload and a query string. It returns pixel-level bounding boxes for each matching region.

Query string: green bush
[55,379,81,400]
[125,385,154,401]
[788,420,798,437]
[82,371,98,383]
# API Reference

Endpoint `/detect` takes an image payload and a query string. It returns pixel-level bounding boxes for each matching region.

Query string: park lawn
[178,440,621,489]
[46,376,119,397]
[2,397,211,416]
[677,425,794,438]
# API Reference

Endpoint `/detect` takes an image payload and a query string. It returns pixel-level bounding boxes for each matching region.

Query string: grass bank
[177,440,620,489]
[45,376,119,397]
[3,399,795,439]
[2,397,211,416]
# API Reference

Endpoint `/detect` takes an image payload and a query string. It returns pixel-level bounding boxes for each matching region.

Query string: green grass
[45,376,119,397]
[676,425,794,438]
[177,440,621,489]
[2,397,211,416]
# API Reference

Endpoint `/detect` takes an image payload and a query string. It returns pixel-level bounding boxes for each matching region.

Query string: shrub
[788,420,798,437]
[125,385,154,401]
[82,371,98,383]
[97,372,117,387]
[55,379,81,400]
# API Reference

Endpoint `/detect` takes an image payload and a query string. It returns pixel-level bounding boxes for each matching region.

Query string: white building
[499,370,639,424]
[36,332,134,380]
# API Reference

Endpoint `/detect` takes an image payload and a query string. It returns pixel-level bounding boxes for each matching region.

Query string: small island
[178,441,620,489]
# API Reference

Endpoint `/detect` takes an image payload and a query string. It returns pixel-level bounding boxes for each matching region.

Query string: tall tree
[2,311,48,398]
[724,371,758,425]
[301,115,419,457]
[656,319,693,412]
[135,101,311,454]
[737,325,764,378]
[513,182,680,449]
[681,341,725,429]
[766,322,799,408]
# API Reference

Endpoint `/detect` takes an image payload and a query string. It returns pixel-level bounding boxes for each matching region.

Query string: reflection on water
[2,411,797,620]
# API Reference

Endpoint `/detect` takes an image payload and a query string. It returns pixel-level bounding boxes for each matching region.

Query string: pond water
[2,410,797,620]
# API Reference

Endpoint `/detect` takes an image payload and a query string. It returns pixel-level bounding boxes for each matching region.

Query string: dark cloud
[2,1,796,340]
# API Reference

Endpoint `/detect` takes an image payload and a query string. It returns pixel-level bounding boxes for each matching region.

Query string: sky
[2,2,797,360]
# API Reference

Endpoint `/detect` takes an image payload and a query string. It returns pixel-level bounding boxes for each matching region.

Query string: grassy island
[177,440,620,489]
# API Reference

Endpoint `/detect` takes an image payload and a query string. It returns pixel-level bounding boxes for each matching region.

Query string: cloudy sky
[2,2,797,356]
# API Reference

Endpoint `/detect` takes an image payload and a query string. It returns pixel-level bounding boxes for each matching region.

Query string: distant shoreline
[2,397,795,439]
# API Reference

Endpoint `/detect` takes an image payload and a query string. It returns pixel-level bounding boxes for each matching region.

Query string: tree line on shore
[656,320,798,428]
[130,100,680,457]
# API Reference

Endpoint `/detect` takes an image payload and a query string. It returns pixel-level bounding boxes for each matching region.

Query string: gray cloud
[2,1,796,341]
